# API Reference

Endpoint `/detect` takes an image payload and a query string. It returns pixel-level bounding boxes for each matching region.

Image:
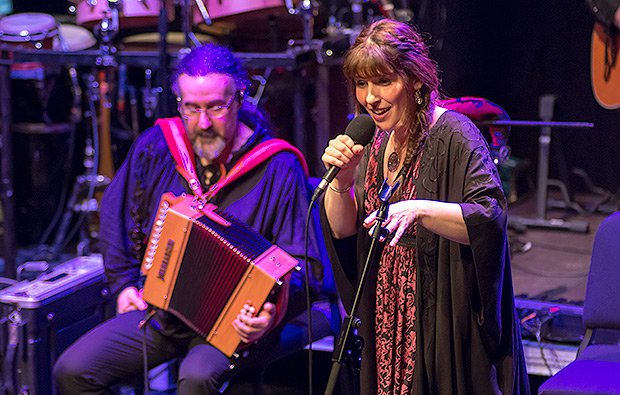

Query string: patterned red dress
[364,129,421,394]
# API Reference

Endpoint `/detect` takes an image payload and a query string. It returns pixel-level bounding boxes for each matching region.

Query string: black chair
[537,211,620,394]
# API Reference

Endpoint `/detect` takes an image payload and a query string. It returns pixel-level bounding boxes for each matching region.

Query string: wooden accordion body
[141,193,299,356]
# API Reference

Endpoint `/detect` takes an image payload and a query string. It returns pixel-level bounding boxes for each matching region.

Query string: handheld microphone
[311,114,376,203]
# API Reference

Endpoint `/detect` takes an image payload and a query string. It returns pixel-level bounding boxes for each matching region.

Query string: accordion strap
[156,117,205,198]
[156,117,309,201]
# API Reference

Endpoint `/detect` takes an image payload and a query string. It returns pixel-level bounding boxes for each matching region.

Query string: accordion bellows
[141,193,299,356]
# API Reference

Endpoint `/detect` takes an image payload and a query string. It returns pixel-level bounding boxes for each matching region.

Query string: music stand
[483,94,594,233]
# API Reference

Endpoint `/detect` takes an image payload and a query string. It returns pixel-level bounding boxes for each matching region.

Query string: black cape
[320,111,530,394]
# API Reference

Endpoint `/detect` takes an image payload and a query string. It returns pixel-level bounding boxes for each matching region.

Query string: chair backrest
[582,212,620,330]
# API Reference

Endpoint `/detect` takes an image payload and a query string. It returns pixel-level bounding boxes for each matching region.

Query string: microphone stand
[324,178,399,395]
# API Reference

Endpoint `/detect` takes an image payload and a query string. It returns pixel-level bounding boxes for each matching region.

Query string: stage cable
[304,201,314,395]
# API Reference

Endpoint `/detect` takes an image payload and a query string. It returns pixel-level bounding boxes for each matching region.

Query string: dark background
[10,0,620,192]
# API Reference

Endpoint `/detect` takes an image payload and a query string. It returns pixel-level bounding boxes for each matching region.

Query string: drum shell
[54,24,97,51]
[0,13,58,49]
[193,0,306,52]
[73,0,174,29]
[192,0,288,24]
[119,31,214,53]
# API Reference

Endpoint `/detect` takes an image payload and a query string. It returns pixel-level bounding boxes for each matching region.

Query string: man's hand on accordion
[117,286,148,314]
[233,273,290,344]
[232,302,276,344]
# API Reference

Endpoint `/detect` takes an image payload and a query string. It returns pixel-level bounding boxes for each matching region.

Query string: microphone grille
[345,114,376,146]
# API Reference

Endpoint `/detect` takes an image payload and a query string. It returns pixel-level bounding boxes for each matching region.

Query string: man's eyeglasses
[178,91,239,119]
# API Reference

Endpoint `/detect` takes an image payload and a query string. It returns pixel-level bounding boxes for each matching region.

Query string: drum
[54,24,97,51]
[72,0,174,29]
[0,13,58,49]
[193,0,307,52]
[120,31,214,53]
[1,14,75,123]
[192,0,289,24]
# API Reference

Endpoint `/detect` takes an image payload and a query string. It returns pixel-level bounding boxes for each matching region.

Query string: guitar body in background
[591,22,620,109]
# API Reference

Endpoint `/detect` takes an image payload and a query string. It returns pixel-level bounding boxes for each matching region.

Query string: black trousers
[53,308,332,394]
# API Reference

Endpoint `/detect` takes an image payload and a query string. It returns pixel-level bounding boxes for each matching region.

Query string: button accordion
[141,193,299,356]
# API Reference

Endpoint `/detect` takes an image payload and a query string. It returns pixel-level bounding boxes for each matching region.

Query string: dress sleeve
[454,120,511,356]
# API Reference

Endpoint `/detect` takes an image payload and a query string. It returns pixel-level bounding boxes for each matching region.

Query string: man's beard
[193,135,227,162]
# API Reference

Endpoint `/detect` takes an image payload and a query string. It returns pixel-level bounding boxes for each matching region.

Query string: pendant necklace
[387,151,400,172]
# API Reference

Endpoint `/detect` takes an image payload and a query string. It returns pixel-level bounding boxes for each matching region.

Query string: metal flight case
[0,255,110,395]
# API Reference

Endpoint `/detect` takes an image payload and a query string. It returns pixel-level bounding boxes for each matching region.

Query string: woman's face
[355,73,409,132]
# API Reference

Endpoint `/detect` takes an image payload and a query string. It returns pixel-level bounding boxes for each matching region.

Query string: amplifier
[0,255,110,395]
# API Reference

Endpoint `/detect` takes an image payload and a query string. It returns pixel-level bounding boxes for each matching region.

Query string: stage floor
[508,191,609,304]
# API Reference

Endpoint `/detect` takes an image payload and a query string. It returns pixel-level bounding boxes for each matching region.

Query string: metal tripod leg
[508,94,590,233]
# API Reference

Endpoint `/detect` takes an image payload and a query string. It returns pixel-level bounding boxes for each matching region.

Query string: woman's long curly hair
[343,19,441,167]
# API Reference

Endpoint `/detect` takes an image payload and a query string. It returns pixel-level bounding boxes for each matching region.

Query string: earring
[415,90,423,105]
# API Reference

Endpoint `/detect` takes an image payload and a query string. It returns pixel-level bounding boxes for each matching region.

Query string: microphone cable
[303,200,314,395]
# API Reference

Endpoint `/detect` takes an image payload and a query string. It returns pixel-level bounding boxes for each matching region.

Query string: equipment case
[0,255,110,395]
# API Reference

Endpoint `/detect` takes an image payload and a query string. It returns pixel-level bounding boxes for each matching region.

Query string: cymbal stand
[246,68,272,107]
[287,0,321,51]
[176,0,207,52]
[142,68,159,119]
[47,5,120,259]
[47,74,111,259]
[192,0,211,26]
[0,54,17,278]
[95,0,120,57]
